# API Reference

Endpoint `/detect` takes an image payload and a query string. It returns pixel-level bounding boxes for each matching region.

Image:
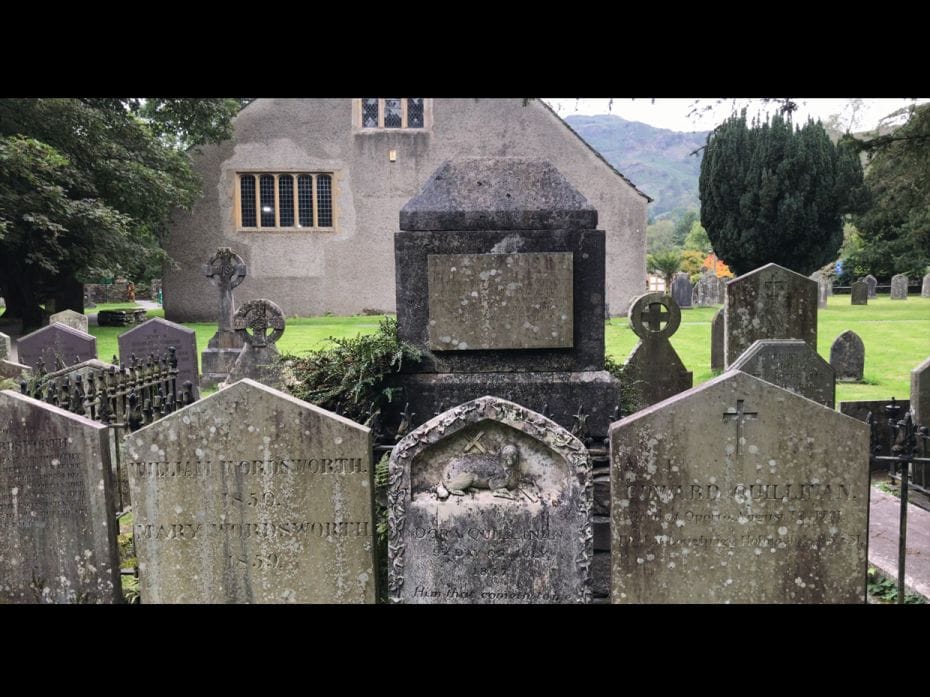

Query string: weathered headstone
[912,357,930,428]
[610,370,869,603]
[817,276,830,308]
[393,158,620,437]
[0,390,121,603]
[692,272,722,307]
[389,396,592,603]
[850,280,868,305]
[839,398,910,472]
[890,273,908,300]
[201,247,247,387]
[725,263,817,367]
[864,275,878,298]
[624,293,692,411]
[830,330,865,382]
[0,331,9,361]
[711,307,724,373]
[921,273,930,298]
[49,309,89,334]
[125,378,374,603]
[671,272,693,309]
[224,299,286,389]
[119,318,200,398]
[729,339,835,408]
[16,323,97,371]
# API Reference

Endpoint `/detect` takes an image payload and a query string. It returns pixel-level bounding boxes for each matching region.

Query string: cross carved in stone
[233,299,286,348]
[203,248,247,333]
[640,302,670,333]
[722,399,758,455]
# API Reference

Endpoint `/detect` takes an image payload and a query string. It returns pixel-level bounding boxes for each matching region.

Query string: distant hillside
[565,114,709,218]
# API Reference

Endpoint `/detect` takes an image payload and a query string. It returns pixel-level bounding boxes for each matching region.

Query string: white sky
[542,98,927,132]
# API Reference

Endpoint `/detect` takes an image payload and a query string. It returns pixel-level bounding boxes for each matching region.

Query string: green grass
[607,296,929,404]
[84,297,929,405]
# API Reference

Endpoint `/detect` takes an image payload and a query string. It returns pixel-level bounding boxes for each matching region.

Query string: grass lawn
[85,298,929,405]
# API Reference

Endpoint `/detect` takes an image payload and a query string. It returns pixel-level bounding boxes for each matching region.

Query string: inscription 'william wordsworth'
[129,457,366,478]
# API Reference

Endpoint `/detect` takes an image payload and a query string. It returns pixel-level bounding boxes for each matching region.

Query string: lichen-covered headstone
[671,272,693,309]
[850,280,869,305]
[864,275,878,298]
[201,247,247,387]
[830,330,865,383]
[389,396,592,603]
[49,309,89,334]
[724,263,817,367]
[921,273,930,298]
[623,293,692,410]
[0,390,120,603]
[912,357,930,428]
[126,379,374,603]
[610,371,869,603]
[711,308,724,373]
[729,339,835,408]
[890,273,908,300]
[224,299,287,389]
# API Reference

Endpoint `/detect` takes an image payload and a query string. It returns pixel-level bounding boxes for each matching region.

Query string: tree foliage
[683,220,711,253]
[647,249,682,288]
[699,110,868,276]
[845,103,930,279]
[0,98,241,328]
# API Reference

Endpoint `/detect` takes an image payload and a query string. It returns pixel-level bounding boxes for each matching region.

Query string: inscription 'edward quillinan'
[126,379,375,603]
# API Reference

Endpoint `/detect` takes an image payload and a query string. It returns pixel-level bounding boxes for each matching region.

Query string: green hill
[565,114,708,217]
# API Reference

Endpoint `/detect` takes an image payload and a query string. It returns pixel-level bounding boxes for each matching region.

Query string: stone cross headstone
[201,247,247,387]
[912,357,930,428]
[0,390,121,603]
[725,263,817,367]
[864,275,878,298]
[610,370,869,603]
[850,280,868,305]
[624,293,692,411]
[890,273,908,300]
[671,272,693,309]
[125,378,374,603]
[0,331,9,361]
[119,318,200,399]
[921,272,930,298]
[16,323,97,371]
[389,396,592,603]
[224,299,286,389]
[711,308,724,373]
[49,309,89,334]
[830,330,865,383]
[729,339,835,408]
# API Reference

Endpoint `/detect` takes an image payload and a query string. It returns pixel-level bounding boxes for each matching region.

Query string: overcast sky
[542,98,927,132]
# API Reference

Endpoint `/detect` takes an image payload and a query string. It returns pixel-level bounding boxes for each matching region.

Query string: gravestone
[810,271,833,297]
[224,299,286,389]
[725,263,817,367]
[890,273,908,300]
[201,247,247,387]
[912,357,930,428]
[850,280,868,305]
[830,330,865,382]
[922,273,930,298]
[671,272,693,309]
[610,370,869,603]
[125,378,374,603]
[0,331,9,361]
[16,323,97,371]
[0,390,121,603]
[389,395,592,603]
[864,275,878,298]
[729,339,835,408]
[393,158,621,437]
[817,277,829,309]
[119,318,199,398]
[49,309,89,334]
[711,308,724,373]
[692,273,722,307]
[623,293,692,411]
[839,398,910,472]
